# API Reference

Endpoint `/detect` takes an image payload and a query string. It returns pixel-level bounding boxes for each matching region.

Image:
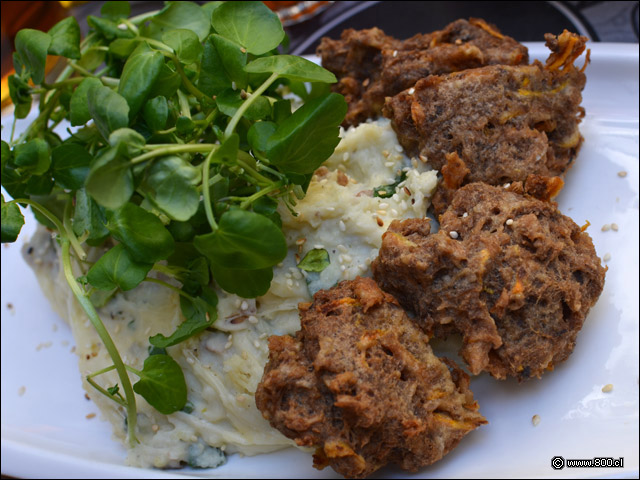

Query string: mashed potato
[24,118,438,468]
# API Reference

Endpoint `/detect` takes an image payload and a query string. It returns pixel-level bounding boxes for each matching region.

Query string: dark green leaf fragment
[245,55,336,84]
[87,15,134,40]
[216,89,270,121]
[107,203,175,263]
[194,209,286,269]
[150,286,218,348]
[51,143,91,190]
[47,17,81,59]
[87,244,152,291]
[198,34,248,96]
[148,63,182,99]
[266,93,346,174]
[8,75,32,119]
[211,1,284,55]
[247,121,276,154]
[373,171,408,198]
[73,188,109,245]
[15,29,51,84]
[132,354,187,415]
[297,248,330,272]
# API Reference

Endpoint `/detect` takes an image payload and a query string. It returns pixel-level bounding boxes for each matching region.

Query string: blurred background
[2,1,638,109]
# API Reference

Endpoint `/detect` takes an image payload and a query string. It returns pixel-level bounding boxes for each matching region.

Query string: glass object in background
[264,1,333,27]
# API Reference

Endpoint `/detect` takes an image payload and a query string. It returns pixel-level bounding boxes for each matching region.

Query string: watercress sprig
[1,0,346,446]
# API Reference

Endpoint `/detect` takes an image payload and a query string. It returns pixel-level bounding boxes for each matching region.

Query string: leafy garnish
[0,0,345,444]
[297,248,331,272]
[373,171,408,198]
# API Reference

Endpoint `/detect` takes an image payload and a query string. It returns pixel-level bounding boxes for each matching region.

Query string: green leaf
[150,286,218,348]
[1,196,24,243]
[108,128,146,157]
[101,1,131,20]
[297,248,330,272]
[151,2,210,42]
[51,143,91,190]
[8,75,32,119]
[266,93,347,174]
[140,155,201,221]
[215,88,270,121]
[87,86,130,140]
[211,1,284,55]
[25,174,54,196]
[245,55,336,83]
[85,146,134,209]
[194,209,286,269]
[176,116,195,134]
[73,188,109,245]
[14,138,51,175]
[47,17,81,59]
[198,34,248,96]
[148,63,181,98]
[247,121,276,154]
[87,244,153,291]
[108,38,140,58]
[107,203,175,263]
[1,141,11,174]
[15,29,52,84]
[77,46,106,71]
[132,354,187,415]
[162,29,202,65]
[211,263,273,298]
[87,15,134,40]
[143,96,168,132]
[118,46,164,117]
[70,77,102,126]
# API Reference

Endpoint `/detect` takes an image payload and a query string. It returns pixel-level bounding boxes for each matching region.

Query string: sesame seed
[449,231,459,239]
[419,155,428,163]
[241,301,248,311]
[506,219,514,226]
[340,265,346,271]
[231,81,237,90]
[394,144,403,153]
[408,88,415,95]
[86,413,96,420]
[602,384,613,393]
[403,186,412,196]
[151,424,159,433]
[314,244,324,249]
[286,279,294,287]
[254,340,261,348]
[411,158,418,168]
[503,183,511,188]
[325,206,335,212]
[248,315,258,324]
[117,23,128,30]
[603,253,611,262]
[338,244,348,253]
[392,193,400,202]
[390,208,398,216]
[376,216,384,227]
[377,209,387,216]
[392,50,398,57]
[295,238,306,245]
[462,212,468,218]
[343,152,350,161]
[601,224,611,232]
[611,223,619,231]
[343,254,352,263]
[618,171,627,177]
[382,150,390,158]
[339,220,346,232]
[531,414,541,426]
[385,161,395,167]
[186,357,195,365]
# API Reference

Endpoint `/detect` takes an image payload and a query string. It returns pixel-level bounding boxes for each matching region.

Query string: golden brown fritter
[255,277,486,478]
[383,30,588,214]
[372,183,606,381]
[318,18,528,127]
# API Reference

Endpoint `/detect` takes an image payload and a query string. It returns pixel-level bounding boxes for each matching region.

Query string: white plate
[1,44,638,479]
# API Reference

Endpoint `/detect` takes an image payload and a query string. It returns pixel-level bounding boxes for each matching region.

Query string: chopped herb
[297,248,331,272]
[373,171,407,198]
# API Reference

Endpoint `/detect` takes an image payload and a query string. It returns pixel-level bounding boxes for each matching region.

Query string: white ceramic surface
[1,44,638,479]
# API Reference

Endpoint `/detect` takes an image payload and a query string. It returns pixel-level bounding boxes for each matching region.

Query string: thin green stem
[239,182,284,209]
[131,144,218,164]
[177,89,191,118]
[201,147,219,231]
[67,61,98,78]
[173,59,207,99]
[224,72,279,139]
[119,18,139,36]
[63,198,87,261]
[86,365,127,407]
[61,240,138,446]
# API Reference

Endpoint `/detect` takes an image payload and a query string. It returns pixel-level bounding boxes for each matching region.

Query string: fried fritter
[372,182,606,381]
[318,18,528,127]
[383,30,588,214]
[255,277,486,478]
